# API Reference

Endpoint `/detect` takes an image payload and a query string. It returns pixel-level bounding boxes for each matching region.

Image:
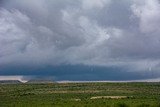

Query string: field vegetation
[0,82,160,107]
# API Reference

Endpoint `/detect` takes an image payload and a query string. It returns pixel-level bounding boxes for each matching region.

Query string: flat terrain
[0,82,160,107]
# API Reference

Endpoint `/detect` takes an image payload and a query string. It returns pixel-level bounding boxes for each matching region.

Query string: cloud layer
[0,0,160,80]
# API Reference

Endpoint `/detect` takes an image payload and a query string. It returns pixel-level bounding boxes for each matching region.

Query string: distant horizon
[0,76,160,83]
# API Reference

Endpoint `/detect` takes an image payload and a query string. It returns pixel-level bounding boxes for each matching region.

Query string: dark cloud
[0,0,160,81]
[0,65,159,81]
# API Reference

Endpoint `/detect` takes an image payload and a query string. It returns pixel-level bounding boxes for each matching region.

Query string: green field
[0,82,160,107]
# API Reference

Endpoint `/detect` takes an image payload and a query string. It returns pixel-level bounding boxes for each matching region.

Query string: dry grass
[48,90,101,93]
[90,96,128,99]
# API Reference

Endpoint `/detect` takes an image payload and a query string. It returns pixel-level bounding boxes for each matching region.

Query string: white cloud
[132,0,160,33]
[82,0,111,10]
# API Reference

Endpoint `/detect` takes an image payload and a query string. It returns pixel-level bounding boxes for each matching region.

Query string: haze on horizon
[0,0,160,81]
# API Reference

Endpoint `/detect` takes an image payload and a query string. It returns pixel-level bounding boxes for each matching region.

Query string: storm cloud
[0,0,160,81]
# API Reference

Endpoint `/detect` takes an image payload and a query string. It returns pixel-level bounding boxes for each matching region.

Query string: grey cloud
[0,0,160,80]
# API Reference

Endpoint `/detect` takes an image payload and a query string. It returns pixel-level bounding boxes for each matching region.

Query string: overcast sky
[0,0,160,81]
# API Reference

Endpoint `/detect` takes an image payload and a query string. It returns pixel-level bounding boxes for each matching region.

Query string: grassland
[0,82,160,107]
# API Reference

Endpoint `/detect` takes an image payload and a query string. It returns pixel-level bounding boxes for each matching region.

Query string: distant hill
[0,80,55,84]
[26,80,55,84]
[0,80,22,84]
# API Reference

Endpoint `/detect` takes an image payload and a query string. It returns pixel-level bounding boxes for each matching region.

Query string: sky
[0,0,160,81]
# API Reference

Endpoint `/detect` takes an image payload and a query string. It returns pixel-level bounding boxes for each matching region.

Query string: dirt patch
[48,90,101,94]
[90,96,128,99]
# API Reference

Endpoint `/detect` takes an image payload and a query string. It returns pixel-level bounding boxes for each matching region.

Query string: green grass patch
[0,82,160,107]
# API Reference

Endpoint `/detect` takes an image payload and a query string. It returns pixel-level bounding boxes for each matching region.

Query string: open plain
[0,82,160,107]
